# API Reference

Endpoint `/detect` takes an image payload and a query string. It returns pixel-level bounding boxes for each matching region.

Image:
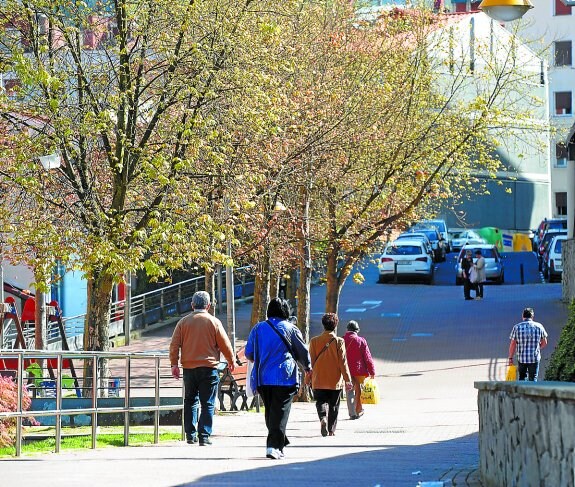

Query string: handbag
[469,266,478,284]
[246,360,256,398]
[360,377,380,404]
[505,364,517,381]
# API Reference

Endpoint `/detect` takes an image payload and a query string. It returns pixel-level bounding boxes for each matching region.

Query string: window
[555,41,573,66]
[555,92,572,115]
[555,0,572,15]
[556,192,567,216]
[556,143,568,167]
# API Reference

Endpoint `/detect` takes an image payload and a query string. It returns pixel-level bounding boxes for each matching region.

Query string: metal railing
[129,265,255,332]
[1,266,256,351]
[0,349,183,457]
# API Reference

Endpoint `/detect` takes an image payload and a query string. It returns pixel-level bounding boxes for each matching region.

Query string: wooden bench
[218,347,258,411]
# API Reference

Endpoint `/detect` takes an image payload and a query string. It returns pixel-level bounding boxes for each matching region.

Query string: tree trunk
[270,273,279,300]
[325,247,358,315]
[285,269,298,311]
[83,270,114,397]
[34,286,46,351]
[250,256,270,328]
[84,271,114,352]
[325,249,341,314]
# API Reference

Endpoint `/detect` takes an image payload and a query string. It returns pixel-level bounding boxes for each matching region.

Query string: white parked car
[378,239,434,284]
[450,230,486,252]
[396,232,435,260]
[542,235,568,282]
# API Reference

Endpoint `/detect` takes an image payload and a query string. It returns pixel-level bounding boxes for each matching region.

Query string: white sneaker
[266,448,282,459]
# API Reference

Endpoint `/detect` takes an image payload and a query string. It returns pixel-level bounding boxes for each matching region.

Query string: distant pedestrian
[343,320,376,420]
[474,249,486,299]
[309,313,352,437]
[245,298,311,460]
[461,250,475,300]
[169,291,235,446]
[508,307,548,381]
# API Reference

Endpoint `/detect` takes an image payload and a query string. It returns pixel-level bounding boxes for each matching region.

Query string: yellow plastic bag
[360,377,380,404]
[506,364,517,381]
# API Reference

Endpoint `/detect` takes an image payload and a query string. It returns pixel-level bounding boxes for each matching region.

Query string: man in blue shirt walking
[508,307,548,381]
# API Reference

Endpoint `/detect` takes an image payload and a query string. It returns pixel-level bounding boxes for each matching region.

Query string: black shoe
[465,297,473,300]
[199,438,212,446]
[186,435,198,444]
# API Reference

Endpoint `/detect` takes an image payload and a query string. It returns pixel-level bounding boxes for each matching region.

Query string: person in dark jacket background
[245,298,311,460]
[343,320,376,419]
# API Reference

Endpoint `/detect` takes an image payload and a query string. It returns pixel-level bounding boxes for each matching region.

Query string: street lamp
[478,0,533,21]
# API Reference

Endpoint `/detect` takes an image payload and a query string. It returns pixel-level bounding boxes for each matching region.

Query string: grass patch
[0,426,182,457]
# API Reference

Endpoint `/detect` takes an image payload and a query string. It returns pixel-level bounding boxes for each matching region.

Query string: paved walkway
[2,326,484,486]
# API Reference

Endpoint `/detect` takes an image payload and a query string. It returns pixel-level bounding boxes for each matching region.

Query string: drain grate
[356,428,407,434]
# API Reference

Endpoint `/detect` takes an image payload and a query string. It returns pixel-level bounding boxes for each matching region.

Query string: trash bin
[513,233,532,252]
[478,227,503,251]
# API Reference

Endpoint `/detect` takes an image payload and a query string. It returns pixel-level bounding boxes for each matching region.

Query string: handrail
[1,266,256,350]
[0,349,183,457]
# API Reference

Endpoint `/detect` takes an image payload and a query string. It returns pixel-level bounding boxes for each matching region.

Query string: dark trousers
[183,367,220,440]
[313,389,342,434]
[258,385,298,451]
[475,282,484,298]
[463,278,475,299]
[518,362,540,381]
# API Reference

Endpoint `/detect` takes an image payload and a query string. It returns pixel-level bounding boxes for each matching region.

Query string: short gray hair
[192,291,211,310]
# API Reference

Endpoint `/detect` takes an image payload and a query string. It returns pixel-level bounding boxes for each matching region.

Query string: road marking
[412,333,433,337]
[381,312,401,317]
[362,300,382,307]
[392,338,407,342]
[345,308,367,313]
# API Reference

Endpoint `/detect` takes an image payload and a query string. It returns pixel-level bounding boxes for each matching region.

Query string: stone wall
[563,239,575,304]
[475,381,575,487]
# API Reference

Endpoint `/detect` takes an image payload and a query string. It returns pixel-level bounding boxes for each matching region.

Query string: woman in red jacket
[343,321,376,419]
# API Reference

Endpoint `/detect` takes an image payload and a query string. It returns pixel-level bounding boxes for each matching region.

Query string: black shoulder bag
[266,320,297,359]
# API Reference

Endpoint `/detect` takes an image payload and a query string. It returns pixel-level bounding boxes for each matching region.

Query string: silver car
[455,244,504,285]
[378,239,434,284]
[450,230,486,252]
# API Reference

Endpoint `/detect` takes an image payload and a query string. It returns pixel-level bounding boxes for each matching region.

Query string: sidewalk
[1,328,485,487]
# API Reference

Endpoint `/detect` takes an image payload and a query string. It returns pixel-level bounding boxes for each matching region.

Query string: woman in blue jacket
[245,298,311,460]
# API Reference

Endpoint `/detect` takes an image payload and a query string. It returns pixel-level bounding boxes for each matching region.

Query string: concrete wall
[562,239,575,303]
[475,381,575,487]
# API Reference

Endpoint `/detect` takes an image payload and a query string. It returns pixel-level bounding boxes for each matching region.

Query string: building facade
[516,0,575,220]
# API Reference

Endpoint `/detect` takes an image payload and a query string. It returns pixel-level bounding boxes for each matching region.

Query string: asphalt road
[150,250,564,375]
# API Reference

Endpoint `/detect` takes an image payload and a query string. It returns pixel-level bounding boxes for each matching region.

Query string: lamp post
[35,152,61,351]
[225,240,236,354]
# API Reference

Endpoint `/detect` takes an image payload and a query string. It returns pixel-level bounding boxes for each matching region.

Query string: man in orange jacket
[170,291,235,446]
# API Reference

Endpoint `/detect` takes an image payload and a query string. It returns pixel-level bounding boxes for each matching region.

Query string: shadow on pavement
[175,432,479,487]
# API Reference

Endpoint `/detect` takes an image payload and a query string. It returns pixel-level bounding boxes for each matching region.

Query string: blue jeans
[183,367,220,440]
[518,362,539,381]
